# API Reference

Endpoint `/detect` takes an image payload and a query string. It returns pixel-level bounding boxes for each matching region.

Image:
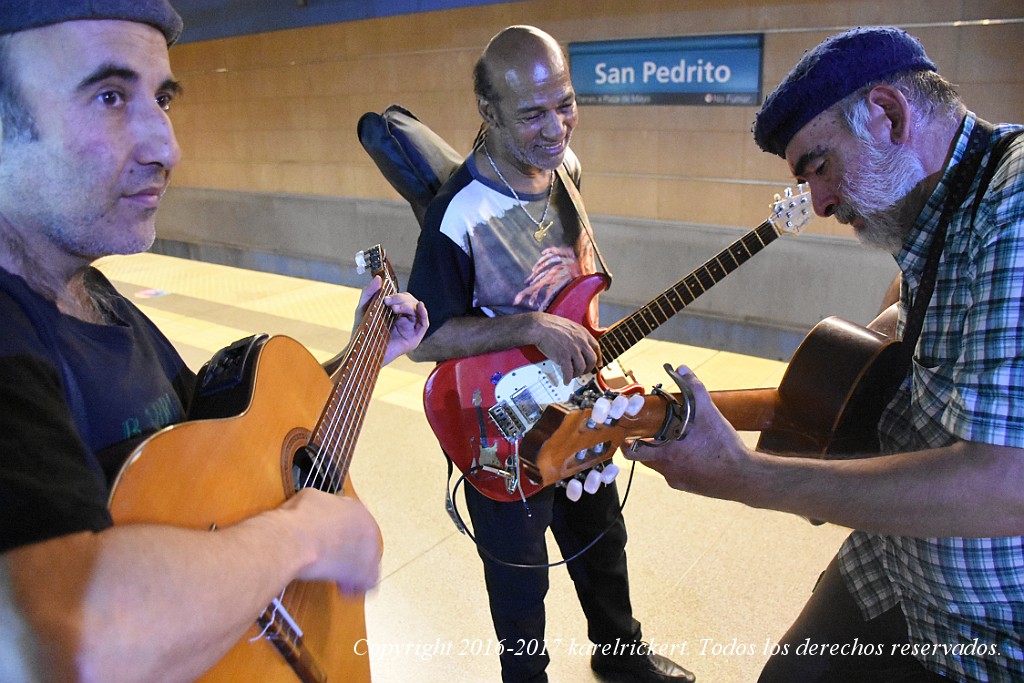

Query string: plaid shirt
[840,113,1024,682]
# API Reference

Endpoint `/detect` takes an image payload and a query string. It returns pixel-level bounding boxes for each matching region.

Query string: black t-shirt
[408,150,595,336]
[0,266,194,552]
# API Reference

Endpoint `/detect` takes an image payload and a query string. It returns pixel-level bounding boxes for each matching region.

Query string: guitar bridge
[489,403,527,440]
[254,597,327,683]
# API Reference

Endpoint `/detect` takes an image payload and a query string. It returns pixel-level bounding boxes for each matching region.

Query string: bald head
[474,25,568,105]
[473,25,577,179]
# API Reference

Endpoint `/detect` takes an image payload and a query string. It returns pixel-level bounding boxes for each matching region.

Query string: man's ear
[866,84,912,145]
[477,97,496,127]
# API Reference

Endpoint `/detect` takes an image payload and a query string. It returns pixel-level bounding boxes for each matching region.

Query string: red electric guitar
[423,184,813,502]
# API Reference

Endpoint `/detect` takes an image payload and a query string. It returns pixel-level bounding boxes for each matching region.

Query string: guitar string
[311,290,387,489]
[319,292,394,492]
[599,220,775,361]
[284,278,396,619]
[309,278,396,492]
[280,272,397,620]
[335,285,396,471]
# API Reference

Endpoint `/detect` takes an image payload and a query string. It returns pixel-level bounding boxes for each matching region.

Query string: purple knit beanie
[753,26,936,157]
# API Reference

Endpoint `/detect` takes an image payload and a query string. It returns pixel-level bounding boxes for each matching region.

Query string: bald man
[408,26,695,683]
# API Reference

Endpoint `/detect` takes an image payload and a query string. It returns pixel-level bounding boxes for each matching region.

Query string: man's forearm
[409,314,541,362]
[741,441,1024,537]
[5,506,333,683]
[630,368,1024,539]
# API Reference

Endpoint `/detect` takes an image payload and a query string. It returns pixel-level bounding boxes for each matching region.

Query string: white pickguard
[489,360,587,440]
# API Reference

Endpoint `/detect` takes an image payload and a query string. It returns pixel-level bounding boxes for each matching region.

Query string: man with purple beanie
[625,26,1024,683]
[0,2,428,681]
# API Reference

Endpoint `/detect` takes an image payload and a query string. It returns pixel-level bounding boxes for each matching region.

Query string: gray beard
[836,137,927,255]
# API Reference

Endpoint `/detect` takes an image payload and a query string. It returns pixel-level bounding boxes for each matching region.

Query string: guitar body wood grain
[754,315,907,458]
[109,335,372,683]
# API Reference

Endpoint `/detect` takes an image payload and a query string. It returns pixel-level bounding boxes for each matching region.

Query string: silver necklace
[483,142,554,242]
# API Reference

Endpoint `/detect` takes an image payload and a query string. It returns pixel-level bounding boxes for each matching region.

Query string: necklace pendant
[534,221,553,242]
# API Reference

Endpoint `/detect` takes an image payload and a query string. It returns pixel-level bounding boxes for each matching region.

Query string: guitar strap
[556,163,614,282]
[901,119,1021,350]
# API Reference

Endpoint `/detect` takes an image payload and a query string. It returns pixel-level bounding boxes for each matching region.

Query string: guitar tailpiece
[629,365,696,451]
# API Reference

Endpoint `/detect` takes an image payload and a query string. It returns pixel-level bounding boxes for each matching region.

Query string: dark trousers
[465,478,641,683]
[758,555,948,682]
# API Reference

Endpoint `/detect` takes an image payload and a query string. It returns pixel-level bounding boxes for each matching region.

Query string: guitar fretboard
[599,219,779,362]
[307,251,398,494]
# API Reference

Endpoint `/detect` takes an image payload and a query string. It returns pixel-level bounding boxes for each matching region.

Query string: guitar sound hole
[291,444,340,493]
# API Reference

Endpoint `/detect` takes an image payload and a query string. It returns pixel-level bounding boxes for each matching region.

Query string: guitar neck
[710,387,783,432]
[307,260,398,493]
[599,219,780,363]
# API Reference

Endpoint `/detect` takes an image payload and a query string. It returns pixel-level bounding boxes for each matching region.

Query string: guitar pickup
[510,388,543,425]
[489,403,527,440]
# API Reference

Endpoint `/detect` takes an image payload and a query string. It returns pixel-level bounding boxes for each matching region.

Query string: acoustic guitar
[108,245,399,683]
[518,307,908,490]
[423,184,812,502]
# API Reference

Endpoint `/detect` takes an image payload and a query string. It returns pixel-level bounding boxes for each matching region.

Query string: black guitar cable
[443,459,637,570]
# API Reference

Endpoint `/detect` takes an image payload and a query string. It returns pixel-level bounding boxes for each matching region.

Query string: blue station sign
[568,33,763,106]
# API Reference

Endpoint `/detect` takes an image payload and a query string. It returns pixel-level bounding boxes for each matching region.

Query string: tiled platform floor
[97,252,850,682]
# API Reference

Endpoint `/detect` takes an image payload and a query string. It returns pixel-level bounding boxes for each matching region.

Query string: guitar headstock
[355,244,398,291]
[767,183,812,236]
[519,390,684,486]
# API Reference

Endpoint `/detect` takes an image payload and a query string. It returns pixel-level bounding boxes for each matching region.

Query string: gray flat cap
[0,0,183,45]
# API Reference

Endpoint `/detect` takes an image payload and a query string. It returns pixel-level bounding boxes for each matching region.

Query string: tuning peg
[588,396,611,427]
[608,394,630,420]
[626,394,645,416]
[600,463,620,484]
[584,468,603,494]
[354,250,368,274]
[565,478,583,502]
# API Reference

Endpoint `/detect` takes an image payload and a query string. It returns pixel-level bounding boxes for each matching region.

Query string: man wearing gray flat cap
[625,26,1024,683]
[0,2,428,681]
